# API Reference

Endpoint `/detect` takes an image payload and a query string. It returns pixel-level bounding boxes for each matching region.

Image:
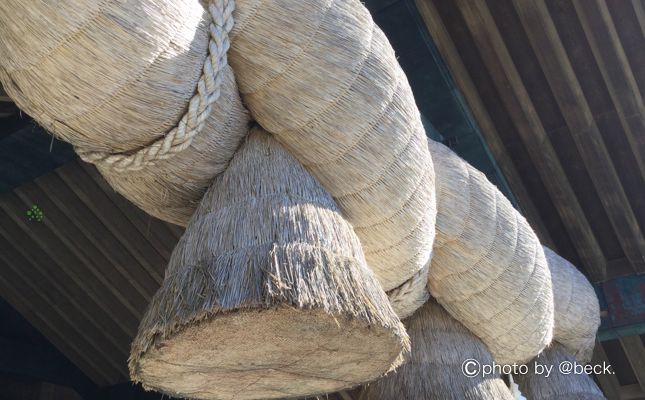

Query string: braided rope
[77,0,235,172]
[387,262,430,318]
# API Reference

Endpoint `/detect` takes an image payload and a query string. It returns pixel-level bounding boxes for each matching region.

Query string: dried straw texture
[130,128,409,400]
[0,0,250,225]
[428,140,554,365]
[228,0,437,296]
[544,246,600,363]
[516,343,606,400]
[387,263,430,319]
[359,298,514,400]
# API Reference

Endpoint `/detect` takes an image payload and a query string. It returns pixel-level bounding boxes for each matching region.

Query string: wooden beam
[0,85,11,102]
[0,251,123,384]
[633,0,645,37]
[606,257,636,280]
[414,0,555,249]
[0,274,112,386]
[513,0,645,274]
[621,383,645,400]
[56,163,165,285]
[80,162,178,262]
[572,0,645,179]
[166,223,186,240]
[0,201,129,377]
[598,324,645,342]
[32,173,150,319]
[449,0,606,281]
[591,341,623,400]
[14,183,136,346]
[620,335,645,392]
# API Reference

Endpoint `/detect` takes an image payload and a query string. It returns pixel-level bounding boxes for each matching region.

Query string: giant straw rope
[130,128,408,399]
[544,246,600,363]
[429,140,554,365]
[0,0,251,226]
[78,0,236,171]
[228,0,437,299]
[516,343,606,400]
[0,0,602,398]
[359,298,515,400]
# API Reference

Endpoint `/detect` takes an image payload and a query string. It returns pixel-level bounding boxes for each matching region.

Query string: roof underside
[415,0,645,398]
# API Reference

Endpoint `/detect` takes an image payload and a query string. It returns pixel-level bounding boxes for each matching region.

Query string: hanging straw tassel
[228,0,437,312]
[544,247,600,363]
[428,140,554,365]
[515,343,606,400]
[359,298,515,400]
[130,127,409,400]
[0,0,250,226]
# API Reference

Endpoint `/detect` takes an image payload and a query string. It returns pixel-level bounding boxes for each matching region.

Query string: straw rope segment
[0,1,602,397]
[0,0,436,307]
[386,263,430,319]
[77,0,235,172]
[544,246,600,363]
[428,140,554,365]
[130,128,408,399]
[0,0,251,225]
[228,0,437,303]
[516,343,606,400]
[359,298,515,400]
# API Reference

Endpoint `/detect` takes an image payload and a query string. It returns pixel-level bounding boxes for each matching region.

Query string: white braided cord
[387,262,430,318]
[77,0,235,172]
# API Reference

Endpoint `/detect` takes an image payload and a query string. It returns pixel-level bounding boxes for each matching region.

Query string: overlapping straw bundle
[0,0,434,317]
[0,0,250,225]
[359,298,514,400]
[130,128,409,400]
[428,140,554,365]
[228,0,437,308]
[544,246,600,363]
[516,343,606,400]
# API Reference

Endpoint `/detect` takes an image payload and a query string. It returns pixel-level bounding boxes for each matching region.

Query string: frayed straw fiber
[544,246,600,363]
[0,0,250,226]
[516,343,606,400]
[130,128,409,400]
[229,0,437,300]
[428,140,554,365]
[359,298,514,400]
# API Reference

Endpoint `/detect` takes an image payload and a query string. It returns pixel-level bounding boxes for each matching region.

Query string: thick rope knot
[77,0,235,172]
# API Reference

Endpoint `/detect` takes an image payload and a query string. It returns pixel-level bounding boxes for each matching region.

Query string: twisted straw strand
[77,0,235,172]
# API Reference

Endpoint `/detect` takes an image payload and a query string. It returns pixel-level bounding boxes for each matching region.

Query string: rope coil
[77,0,234,172]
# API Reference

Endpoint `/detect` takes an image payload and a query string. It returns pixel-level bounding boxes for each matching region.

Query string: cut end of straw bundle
[129,128,409,399]
[133,306,403,399]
